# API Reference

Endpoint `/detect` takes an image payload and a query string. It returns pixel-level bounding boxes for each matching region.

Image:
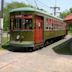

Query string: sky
[4,0,72,15]
[0,0,1,10]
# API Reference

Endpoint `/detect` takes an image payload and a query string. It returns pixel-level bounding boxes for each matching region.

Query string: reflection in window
[14,18,21,29]
[22,19,32,29]
[10,19,14,30]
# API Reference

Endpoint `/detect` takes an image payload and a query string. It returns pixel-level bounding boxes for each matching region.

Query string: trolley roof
[10,7,63,21]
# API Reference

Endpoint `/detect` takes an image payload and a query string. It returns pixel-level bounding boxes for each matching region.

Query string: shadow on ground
[2,45,34,53]
[53,46,72,55]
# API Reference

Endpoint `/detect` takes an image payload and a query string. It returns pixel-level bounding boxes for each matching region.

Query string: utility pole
[50,0,60,16]
[0,0,4,47]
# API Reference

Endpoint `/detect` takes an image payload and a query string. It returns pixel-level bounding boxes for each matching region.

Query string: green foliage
[59,10,70,19]
[59,8,72,33]
[3,2,33,31]
[69,8,72,13]
[59,8,72,19]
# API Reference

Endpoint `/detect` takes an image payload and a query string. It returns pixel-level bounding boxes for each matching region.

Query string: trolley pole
[0,0,4,47]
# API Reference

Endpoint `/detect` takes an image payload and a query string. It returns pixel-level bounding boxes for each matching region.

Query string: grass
[2,37,9,45]
[68,31,72,35]
[54,47,72,55]
[0,37,10,51]
[0,48,5,51]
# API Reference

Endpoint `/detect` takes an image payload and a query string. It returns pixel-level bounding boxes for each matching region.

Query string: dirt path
[0,35,72,72]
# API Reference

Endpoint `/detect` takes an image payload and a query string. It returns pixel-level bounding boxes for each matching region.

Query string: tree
[70,8,72,13]
[3,2,33,31]
[59,8,72,19]
[59,10,70,19]
[59,8,72,33]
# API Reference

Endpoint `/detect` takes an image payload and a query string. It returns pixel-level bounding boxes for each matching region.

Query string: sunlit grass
[68,30,72,34]
[54,47,72,55]
[0,37,10,50]
[2,37,10,45]
[0,48,5,51]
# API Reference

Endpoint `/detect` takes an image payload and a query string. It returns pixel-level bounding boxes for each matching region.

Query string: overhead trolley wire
[25,0,51,12]
[36,0,50,9]
[25,0,31,5]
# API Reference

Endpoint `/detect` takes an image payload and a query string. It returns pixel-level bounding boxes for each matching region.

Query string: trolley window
[15,18,21,29]
[22,19,32,29]
[10,14,33,30]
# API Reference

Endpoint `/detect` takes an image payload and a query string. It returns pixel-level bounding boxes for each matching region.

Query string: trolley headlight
[16,35,20,40]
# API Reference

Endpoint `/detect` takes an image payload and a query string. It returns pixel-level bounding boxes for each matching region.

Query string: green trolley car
[9,7,67,51]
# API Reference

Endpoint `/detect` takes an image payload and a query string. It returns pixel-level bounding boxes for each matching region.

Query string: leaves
[3,2,33,31]
[59,8,72,19]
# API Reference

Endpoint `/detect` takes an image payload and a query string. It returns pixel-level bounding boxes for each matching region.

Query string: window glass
[15,18,20,29]
[22,19,32,29]
[10,18,14,30]
[10,15,33,30]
